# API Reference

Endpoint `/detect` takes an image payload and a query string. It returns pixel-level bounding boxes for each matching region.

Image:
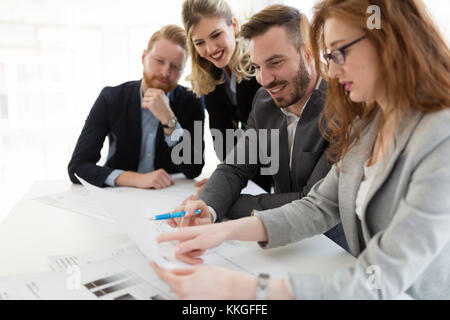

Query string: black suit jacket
[199,81,331,221]
[204,66,261,161]
[68,80,205,187]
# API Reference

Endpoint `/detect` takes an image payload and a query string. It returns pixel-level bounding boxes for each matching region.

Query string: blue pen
[150,209,201,221]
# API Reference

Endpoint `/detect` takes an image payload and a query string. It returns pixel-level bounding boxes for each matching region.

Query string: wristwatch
[162,116,178,129]
[255,273,270,300]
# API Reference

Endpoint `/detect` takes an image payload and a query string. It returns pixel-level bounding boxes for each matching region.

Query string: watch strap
[162,116,178,129]
[255,273,270,300]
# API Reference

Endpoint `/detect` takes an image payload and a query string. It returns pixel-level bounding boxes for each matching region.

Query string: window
[0,0,448,222]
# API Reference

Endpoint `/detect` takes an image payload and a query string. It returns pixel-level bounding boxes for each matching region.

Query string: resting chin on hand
[142,88,176,136]
[115,169,174,190]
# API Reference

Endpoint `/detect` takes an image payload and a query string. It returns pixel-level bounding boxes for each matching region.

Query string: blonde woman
[153,0,450,300]
[182,0,272,192]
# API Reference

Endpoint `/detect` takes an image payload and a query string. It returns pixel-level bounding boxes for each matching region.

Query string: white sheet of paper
[0,251,175,300]
[48,241,138,271]
[0,240,288,300]
[35,187,114,223]
[35,174,267,224]
[76,174,194,269]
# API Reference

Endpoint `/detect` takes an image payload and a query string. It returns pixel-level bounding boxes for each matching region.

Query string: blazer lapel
[339,112,381,255]
[360,110,424,231]
[290,85,326,190]
[275,115,292,193]
[126,82,143,169]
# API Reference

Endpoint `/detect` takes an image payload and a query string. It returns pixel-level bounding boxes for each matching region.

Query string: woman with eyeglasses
[181,0,272,193]
[152,0,450,300]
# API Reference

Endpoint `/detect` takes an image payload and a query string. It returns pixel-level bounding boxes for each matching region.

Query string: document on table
[35,186,113,223]
[35,174,266,224]
[47,241,267,276]
[32,174,269,270]
[73,174,269,271]
[34,173,194,223]
[0,239,412,300]
[75,175,192,269]
[0,238,294,300]
[48,241,139,271]
[0,250,176,300]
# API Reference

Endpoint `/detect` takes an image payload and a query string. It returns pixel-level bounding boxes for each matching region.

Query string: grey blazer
[256,109,450,299]
[199,82,330,221]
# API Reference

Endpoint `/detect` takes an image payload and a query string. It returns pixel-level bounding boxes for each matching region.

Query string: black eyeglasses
[323,35,366,66]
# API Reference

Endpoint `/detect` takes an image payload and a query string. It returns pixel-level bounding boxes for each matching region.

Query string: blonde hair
[146,24,187,53]
[310,0,450,163]
[182,0,253,97]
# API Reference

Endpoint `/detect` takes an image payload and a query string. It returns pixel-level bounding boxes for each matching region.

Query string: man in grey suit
[175,5,348,250]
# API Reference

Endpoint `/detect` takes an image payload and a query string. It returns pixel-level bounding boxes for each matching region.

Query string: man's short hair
[146,24,187,53]
[240,4,310,52]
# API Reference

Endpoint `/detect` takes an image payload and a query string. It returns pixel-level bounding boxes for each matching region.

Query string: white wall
[284,0,450,38]
[0,0,268,221]
[0,0,449,221]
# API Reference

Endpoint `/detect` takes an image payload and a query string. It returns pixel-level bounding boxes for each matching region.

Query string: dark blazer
[68,80,205,187]
[204,66,272,191]
[204,66,261,161]
[199,81,331,220]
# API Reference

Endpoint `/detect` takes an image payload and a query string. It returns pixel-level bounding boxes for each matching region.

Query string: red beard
[143,73,177,94]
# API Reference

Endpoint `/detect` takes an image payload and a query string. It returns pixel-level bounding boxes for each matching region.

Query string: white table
[0,180,356,286]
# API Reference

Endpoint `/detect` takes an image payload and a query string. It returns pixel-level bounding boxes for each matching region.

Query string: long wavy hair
[182,0,253,97]
[310,0,450,163]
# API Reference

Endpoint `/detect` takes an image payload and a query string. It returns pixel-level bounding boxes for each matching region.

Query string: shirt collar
[315,77,323,90]
[280,107,300,119]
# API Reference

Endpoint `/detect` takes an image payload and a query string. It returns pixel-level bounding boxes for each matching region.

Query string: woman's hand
[158,222,229,264]
[167,200,213,228]
[162,216,269,264]
[151,262,257,300]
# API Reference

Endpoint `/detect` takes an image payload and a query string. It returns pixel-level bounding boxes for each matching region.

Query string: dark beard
[269,57,311,108]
